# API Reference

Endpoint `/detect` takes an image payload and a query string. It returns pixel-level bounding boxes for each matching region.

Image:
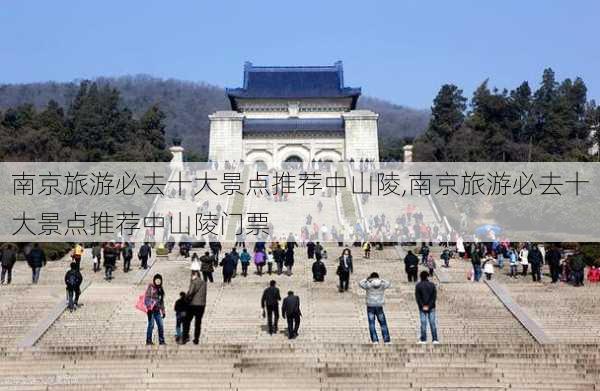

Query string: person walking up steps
[182,270,207,345]
[27,243,46,284]
[144,274,166,345]
[359,272,391,344]
[220,252,235,284]
[416,271,438,344]
[240,248,251,277]
[261,280,281,335]
[103,242,117,281]
[1,244,17,285]
[122,242,133,273]
[200,251,214,283]
[282,290,301,339]
[65,262,83,312]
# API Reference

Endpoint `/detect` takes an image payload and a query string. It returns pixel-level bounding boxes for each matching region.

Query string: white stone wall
[342,110,379,161]
[208,106,380,165]
[243,135,344,168]
[208,111,244,162]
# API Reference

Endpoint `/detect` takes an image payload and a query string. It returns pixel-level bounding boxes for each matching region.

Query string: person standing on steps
[519,245,529,277]
[359,272,391,344]
[27,243,46,284]
[261,280,281,335]
[0,244,17,285]
[200,251,214,283]
[546,245,562,284]
[415,271,439,344]
[174,291,187,343]
[103,242,117,281]
[337,248,353,292]
[65,262,83,312]
[282,290,301,339]
[528,244,543,282]
[138,242,151,270]
[92,243,102,273]
[404,250,419,283]
[144,273,166,345]
[182,270,207,345]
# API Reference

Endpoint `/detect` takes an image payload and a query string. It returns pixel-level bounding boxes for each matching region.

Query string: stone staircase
[1,246,600,389]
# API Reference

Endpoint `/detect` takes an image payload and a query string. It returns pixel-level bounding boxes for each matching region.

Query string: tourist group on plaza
[2,228,598,346]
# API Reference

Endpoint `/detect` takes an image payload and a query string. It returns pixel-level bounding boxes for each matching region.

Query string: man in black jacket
[27,243,46,284]
[415,271,438,344]
[546,245,562,283]
[103,243,117,281]
[528,244,544,282]
[404,250,419,283]
[65,262,83,312]
[261,280,281,335]
[122,242,133,273]
[1,244,17,285]
[282,290,301,339]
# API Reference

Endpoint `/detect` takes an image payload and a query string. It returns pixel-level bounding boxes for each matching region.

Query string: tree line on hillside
[0,75,430,156]
[0,81,170,161]
[414,68,600,162]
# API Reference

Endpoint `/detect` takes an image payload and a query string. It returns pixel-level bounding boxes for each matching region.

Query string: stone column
[403,145,413,163]
[208,111,244,162]
[343,110,379,161]
[169,145,184,170]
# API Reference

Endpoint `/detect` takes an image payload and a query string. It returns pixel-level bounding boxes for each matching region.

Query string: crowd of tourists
[1,234,597,347]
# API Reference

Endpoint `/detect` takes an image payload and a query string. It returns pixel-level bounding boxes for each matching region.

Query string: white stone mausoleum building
[208,61,379,166]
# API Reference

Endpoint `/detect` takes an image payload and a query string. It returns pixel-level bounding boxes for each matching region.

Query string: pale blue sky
[1,0,598,108]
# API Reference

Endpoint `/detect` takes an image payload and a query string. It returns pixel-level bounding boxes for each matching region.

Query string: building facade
[208,61,379,166]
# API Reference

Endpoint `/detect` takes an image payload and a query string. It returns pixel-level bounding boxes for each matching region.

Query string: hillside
[0,75,429,155]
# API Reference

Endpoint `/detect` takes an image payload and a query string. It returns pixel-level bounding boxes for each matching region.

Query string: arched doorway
[284,155,303,163]
[253,160,268,171]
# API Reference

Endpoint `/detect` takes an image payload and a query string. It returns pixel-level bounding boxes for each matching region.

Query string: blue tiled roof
[227,61,361,110]
[243,118,345,135]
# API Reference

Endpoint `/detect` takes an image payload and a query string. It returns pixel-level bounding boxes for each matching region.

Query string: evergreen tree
[415,84,466,161]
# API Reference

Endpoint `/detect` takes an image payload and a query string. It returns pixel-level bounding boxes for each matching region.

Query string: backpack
[66,272,79,288]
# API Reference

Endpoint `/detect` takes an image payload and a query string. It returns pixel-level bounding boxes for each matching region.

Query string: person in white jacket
[359,273,391,343]
[519,247,529,277]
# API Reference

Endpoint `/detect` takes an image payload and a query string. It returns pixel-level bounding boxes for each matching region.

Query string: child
[174,292,187,343]
[483,254,495,280]
[363,241,371,259]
